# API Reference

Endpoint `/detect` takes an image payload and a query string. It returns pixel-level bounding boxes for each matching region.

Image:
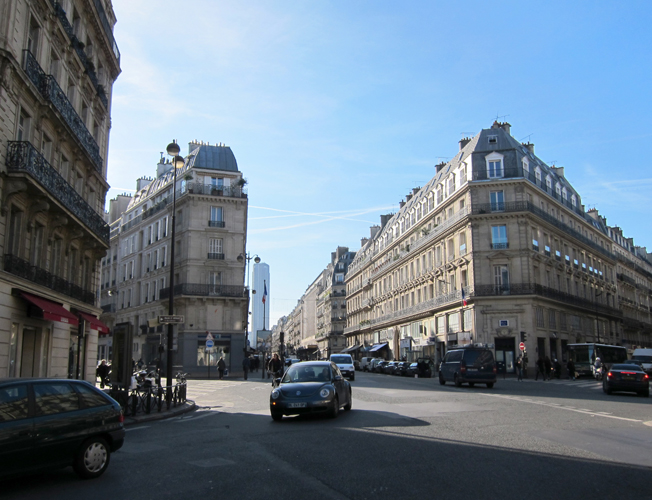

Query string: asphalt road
[3,371,652,500]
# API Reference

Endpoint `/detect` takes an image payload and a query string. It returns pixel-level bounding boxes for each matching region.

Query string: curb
[124,400,197,426]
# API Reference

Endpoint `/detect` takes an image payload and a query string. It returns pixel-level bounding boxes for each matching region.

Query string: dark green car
[0,378,125,480]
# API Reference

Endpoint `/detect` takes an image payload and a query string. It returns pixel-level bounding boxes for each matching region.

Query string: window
[209,238,223,259]
[0,384,29,421]
[335,274,344,283]
[491,225,508,249]
[447,174,456,195]
[490,190,504,211]
[209,272,222,293]
[535,167,542,182]
[494,266,509,292]
[52,237,63,276]
[522,157,529,173]
[211,177,224,189]
[488,135,498,144]
[27,17,40,55]
[486,153,504,178]
[536,307,545,328]
[17,108,31,141]
[7,205,23,256]
[34,383,80,415]
[31,223,45,267]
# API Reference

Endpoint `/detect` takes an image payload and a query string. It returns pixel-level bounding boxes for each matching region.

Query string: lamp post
[164,140,185,407]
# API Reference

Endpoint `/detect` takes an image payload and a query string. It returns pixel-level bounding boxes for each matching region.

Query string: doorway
[495,337,515,374]
[20,327,49,377]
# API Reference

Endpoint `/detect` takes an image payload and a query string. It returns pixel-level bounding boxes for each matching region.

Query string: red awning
[19,292,79,326]
[78,312,110,334]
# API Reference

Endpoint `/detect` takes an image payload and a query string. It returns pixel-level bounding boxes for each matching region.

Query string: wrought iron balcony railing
[6,142,110,244]
[23,50,103,173]
[207,253,225,260]
[4,254,95,304]
[160,283,248,300]
[185,182,247,199]
[208,220,225,228]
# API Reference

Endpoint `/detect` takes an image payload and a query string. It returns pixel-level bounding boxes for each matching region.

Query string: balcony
[23,51,103,173]
[208,253,225,260]
[208,220,225,228]
[6,142,110,245]
[4,254,95,305]
[91,0,121,63]
[491,242,509,250]
[185,182,247,199]
[160,283,247,300]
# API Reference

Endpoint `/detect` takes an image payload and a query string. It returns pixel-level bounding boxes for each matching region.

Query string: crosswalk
[185,380,246,399]
[510,378,603,390]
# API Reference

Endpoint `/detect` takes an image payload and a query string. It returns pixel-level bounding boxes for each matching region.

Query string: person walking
[567,358,576,380]
[268,353,282,380]
[96,359,110,388]
[553,358,562,379]
[516,355,523,381]
[242,355,251,380]
[544,356,552,381]
[536,356,545,381]
[217,356,226,379]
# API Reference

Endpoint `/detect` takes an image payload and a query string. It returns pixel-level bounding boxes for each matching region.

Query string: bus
[567,343,628,376]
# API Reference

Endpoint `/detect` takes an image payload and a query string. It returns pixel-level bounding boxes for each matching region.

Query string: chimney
[523,142,535,154]
[406,194,413,202]
[399,201,405,209]
[500,122,511,134]
[412,187,420,195]
[551,166,565,178]
[459,137,471,150]
[370,225,380,239]
[360,237,369,247]
[380,214,392,229]
[436,161,446,173]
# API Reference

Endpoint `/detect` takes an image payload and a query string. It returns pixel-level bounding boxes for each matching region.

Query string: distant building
[250,261,270,348]
[0,0,121,380]
[99,141,249,377]
[345,122,651,374]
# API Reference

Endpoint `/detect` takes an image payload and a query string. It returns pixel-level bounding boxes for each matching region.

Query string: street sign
[159,315,184,324]
[206,339,214,349]
[206,332,214,341]
[519,342,525,351]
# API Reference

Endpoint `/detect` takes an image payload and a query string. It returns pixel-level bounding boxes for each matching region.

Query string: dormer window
[522,157,529,173]
[546,176,552,191]
[571,194,577,207]
[555,183,561,197]
[488,135,498,144]
[535,167,542,182]
[562,187,567,200]
[485,152,504,178]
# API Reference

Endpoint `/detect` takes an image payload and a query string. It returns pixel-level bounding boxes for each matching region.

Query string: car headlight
[320,388,331,398]
[271,389,280,399]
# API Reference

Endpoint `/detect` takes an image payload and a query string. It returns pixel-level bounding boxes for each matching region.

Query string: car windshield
[465,350,494,367]
[282,365,331,383]
[611,364,643,371]
[632,355,652,363]
[331,356,352,364]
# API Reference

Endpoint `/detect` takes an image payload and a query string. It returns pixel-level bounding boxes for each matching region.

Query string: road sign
[519,342,525,351]
[206,332,214,341]
[159,315,184,324]
[206,339,214,349]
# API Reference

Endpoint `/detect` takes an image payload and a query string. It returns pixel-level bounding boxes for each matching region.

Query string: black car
[395,362,411,376]
[407,359,433,378]
[383,361,399,375]
[439,347,497,388]
[603,363,649,397]
[270,361,352,420]
[0,378,125,480]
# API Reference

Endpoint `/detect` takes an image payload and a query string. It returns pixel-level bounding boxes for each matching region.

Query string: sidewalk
[123,399,196,426]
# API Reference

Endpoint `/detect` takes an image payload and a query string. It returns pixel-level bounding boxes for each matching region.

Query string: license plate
[287,402,307,408]
[623,375,635,381]
[467,368,478,372]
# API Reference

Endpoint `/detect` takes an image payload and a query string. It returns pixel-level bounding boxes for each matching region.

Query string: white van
[632,348,652,375]
[360,357,375,372]
[330,354,355,381]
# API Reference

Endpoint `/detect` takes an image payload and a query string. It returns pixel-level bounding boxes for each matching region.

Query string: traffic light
[520,331,527,342]
[279,331,285,346]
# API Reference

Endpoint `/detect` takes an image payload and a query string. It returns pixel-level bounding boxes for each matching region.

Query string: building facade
[344,122,651,374]
[98,141,250,378]
[0,0,120,380]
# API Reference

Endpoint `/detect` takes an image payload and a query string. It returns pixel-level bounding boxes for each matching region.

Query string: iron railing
[186,182,247,198]
[208,220,225,228]
[4,254,95,304]
[207,253,225,260]
[6,142,110,244]
[160,283,248,300]
[23,50,103,172]
[91,0,121,63]
[109,381,187,417]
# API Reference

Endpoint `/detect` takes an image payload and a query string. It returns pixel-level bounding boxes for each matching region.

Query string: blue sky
[107,0,652,326]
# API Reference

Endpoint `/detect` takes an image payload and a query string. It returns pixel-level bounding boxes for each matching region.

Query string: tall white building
[250,262,270,348]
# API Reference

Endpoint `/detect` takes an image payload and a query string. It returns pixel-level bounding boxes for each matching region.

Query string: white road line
[172,411,219,423]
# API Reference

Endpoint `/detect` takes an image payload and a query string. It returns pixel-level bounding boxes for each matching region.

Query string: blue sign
[206,340,214,349]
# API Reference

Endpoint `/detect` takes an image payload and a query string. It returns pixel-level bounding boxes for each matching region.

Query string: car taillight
[493,364,497,374]
[607,372,613,378]
[119,411,124,423]
[644,374,649,380]
[460,361,466,373]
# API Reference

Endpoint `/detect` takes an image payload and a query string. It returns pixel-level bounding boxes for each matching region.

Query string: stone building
[344,122,651,374]
[98,141,249,378]
[0,0,120,380]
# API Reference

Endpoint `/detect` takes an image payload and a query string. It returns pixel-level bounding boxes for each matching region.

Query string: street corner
[124,400,197,426]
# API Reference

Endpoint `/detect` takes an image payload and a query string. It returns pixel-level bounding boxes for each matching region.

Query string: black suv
[0,378,125,480]
[439,347,497,388]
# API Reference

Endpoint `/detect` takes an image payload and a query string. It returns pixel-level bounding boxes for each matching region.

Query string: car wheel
[439,373,446,385]
[73,437,110,479]
[350,373,355,382]
[329,397,339,419]
[603,382,612,395]
[454,374,462,387]
[486,383,494,388]
[469,382,475,388]
[271,411,283,421]
[343,391,352,411]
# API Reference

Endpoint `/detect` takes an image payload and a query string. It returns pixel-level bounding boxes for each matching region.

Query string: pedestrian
[137,358,144,370]
[242,355,251,380]
[217,356,226,379]
[567,358,576,380]
[553,358,562,379]
[516,355,523,381]
[96,359,110,388]
[268,353,282,380]
[536,356,545,381]
[544,356,552,381]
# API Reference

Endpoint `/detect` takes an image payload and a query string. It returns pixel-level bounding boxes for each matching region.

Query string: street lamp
[165,140,185,407]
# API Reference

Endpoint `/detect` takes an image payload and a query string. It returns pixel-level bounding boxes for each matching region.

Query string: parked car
[0,378,125,480]
[373,360,388,373]
[330,354,355,381]
[360,357,375,372]
[383,361,399,375]
[439,347,497,388]
[270,361,352,420]
[395,362,411,376]
[285,358,301,367]
[407,358,433,378]
[603,363,649,397]
[631,348,652,376]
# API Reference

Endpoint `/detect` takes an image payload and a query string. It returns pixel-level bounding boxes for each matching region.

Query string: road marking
[125,425,151,432]
[480,393,643,423]
[172,411,219,422]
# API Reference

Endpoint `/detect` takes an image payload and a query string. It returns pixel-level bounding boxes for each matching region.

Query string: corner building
[345,122,651,375]
[98,141,249,378]
[0,0,120,380]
